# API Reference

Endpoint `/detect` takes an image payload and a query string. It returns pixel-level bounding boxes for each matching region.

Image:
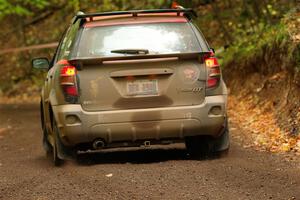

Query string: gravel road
[0,104,299,200]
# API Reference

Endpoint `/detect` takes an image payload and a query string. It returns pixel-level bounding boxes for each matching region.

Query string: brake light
[59,61,78,98]
[64,86,78,96]
[61,66,76,76]
[204,54,221,88]
[205,58,219,68]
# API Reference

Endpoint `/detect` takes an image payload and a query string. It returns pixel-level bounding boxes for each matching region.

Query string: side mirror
[32,58,50,70]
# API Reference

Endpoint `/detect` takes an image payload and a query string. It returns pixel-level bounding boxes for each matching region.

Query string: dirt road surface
[0,104,299,200]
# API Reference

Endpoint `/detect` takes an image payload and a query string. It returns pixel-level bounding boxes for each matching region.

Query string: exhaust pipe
[93,139,105,150]
[144,141,151,147]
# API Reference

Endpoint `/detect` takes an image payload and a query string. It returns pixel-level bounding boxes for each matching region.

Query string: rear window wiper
[111,49,149,55]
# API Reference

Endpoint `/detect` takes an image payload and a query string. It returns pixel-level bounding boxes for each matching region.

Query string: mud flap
[54,124,75,161]
[42,129,52,154]
[211,119,230,152]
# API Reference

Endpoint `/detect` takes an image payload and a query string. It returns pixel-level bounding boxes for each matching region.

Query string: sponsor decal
[177,87,203,93]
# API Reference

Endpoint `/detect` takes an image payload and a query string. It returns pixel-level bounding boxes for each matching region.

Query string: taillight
[59,60,79,100]
[204,53,221,88]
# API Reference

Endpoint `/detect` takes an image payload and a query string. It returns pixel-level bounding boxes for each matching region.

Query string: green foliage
[0,0,30,16]
[0,0,49,18]
[0,0,298,95]
[220,9,300,70]
[220,23,288,65]
[75,0,169,12]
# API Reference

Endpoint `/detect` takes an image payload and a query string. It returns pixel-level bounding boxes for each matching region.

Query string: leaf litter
[228,95,300,155]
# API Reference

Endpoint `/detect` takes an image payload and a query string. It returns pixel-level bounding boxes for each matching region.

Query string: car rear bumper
[52,95,227,146]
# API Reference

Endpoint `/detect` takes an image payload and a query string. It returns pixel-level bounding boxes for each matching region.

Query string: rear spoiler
[72,9,197,24]
[69,52,208,66]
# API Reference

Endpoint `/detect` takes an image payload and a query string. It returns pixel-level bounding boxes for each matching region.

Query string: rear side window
[57,22,80,60]
[76,23,205,58]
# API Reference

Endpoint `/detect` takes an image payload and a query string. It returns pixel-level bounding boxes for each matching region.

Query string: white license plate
[127,79,158,96]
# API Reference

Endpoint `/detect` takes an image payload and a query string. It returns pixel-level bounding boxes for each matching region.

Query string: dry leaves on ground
[228,95,300,155]
[0,95,40,104]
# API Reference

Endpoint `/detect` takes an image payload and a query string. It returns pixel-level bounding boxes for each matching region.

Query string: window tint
[77,23,204,58]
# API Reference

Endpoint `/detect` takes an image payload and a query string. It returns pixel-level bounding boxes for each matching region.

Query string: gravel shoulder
[0,104,299,200]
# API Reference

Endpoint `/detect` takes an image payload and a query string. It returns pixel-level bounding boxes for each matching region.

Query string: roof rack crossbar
[72,9,197,24]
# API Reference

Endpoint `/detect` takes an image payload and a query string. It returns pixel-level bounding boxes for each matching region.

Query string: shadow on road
[76,147,188,165]
[75,146,224,166]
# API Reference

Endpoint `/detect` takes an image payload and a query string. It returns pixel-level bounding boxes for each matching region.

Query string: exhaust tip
[93,139,105,150]
[144,141,151,147]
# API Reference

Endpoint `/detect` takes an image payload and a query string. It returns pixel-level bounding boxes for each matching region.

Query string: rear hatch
[75,56,206,111]
[71,17,209,111]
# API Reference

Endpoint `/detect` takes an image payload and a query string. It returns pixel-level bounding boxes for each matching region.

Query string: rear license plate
[127,79,158,96]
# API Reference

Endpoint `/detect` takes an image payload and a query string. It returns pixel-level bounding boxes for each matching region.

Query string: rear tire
[185,119,230,158]
[185,136,212,158]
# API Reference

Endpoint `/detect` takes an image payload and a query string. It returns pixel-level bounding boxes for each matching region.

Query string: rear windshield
[76,23,204,58]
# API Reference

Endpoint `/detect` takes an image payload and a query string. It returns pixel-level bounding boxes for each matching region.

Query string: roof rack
[72,9,197,24]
